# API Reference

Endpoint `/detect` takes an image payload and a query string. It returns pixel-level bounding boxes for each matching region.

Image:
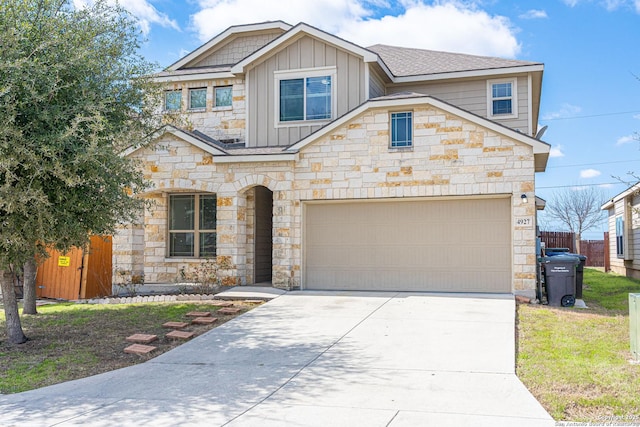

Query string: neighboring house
[602,183,639,279]
[115,21,550,298]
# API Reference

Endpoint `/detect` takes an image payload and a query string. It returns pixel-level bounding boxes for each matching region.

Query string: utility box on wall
[631,293,640,361]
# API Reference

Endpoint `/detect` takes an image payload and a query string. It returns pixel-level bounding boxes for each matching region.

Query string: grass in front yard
[517,268,640,422]
[0,301,256,394]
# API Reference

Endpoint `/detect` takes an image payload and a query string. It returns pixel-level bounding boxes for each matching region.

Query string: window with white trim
[616,216,625,258]
[168,194,216,258]
[214,86,232,108]
[487,79,517,118]
[390,112,412,148]
[188,88,206,110]
[275,68,336,125]
[165,90,182,111]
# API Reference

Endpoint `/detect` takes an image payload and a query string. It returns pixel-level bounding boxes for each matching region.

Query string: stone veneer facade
[114,102,538,296]
[164,78,246,143]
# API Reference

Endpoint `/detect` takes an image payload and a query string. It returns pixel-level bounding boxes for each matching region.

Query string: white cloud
[549,145,565,157]
[519,9,548,19]
[603,0,626,10]
[633,113,640,119]
[580,168,601,178]
[562,0,640,12]
[74,0,179,35]
[541,103,582,120]
[191,0,520,57]
[616,134,636,145]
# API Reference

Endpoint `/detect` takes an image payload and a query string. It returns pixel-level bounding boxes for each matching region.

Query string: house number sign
[58,256,71,267]
[516,218,531,226]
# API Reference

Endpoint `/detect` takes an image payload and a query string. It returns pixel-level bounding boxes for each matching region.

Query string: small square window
[189,88,206,110]
[165,90,182,111]
[215,86,232,108]
[390,112,412,148]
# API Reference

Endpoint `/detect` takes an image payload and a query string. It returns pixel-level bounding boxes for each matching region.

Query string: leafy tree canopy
[0,0,160,269]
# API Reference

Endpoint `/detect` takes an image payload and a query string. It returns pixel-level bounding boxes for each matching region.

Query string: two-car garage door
[304,197,511,293]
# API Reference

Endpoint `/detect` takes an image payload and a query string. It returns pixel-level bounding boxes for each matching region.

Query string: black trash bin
[542,255,579,307]
[545,249,587,299]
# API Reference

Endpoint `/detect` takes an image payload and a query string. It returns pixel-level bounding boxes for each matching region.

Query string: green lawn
[517,268,640,422]
[0,301,254,394]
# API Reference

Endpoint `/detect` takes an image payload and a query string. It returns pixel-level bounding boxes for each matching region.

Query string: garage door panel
[305,198,511,292]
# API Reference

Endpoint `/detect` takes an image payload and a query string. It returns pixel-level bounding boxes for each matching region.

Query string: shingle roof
[367,44,542,77]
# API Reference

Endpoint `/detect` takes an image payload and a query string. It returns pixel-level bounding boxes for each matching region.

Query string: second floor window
[215,86,232,108]
[487,79,517,118]
[189,88,206,110]
[165,90,182,111]
[279,75,332,122]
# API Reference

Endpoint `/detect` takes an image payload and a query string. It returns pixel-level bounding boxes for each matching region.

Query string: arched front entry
[253,185,273,284]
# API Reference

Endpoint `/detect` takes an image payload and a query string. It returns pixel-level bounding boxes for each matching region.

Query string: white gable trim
[152,71,235,83]
[123,126,228,157]
[231,23,378,74]
[167,21,292,71]
[285,95,550,163]
[390,64,544,83]
[214,154,295,163]
[602,182,640,209]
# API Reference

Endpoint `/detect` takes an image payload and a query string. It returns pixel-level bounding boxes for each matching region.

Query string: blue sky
[107,0,640,238]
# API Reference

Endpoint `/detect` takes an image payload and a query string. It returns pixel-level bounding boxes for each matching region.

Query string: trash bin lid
[542,254,580,265]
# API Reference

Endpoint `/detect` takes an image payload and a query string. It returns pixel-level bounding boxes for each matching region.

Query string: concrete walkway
[0,291,554,426]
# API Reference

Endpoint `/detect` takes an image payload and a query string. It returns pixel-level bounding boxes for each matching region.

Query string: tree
[543,186,607,253]
[0,0,161,344]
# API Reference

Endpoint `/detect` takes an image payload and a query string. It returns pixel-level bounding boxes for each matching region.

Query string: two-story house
[116,21,550,298]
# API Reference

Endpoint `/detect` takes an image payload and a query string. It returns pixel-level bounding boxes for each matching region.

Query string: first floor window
[616,216,624,258]
[215,86,232,107]
[390,111,412,148]
[169,194,217,257]
[189,88,207,109]
[165,90,182,111]
[279,75,332,122]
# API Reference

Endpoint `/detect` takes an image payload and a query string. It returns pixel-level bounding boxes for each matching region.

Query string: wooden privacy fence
[540,231,575,253]
[36,236,112,300]
[539,231,607,268]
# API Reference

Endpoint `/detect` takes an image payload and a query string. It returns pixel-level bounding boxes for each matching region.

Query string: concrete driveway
[0,291,554,426]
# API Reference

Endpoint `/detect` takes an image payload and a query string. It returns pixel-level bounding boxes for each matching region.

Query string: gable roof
[601,182,640,209]
[123,125,229,157]
[166,21,292,72]
[368,44,543,82]
[286,92,550,172]
[231,22,378,74]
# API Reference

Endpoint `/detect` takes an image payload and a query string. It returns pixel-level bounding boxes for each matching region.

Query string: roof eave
[213,153,295,163]
[152,71,236,83]
[286,95,551,161]
[391,64,544,83]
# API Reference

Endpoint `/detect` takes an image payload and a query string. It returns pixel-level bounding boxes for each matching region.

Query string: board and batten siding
[386,75,531,135]
[247,35,367,147]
